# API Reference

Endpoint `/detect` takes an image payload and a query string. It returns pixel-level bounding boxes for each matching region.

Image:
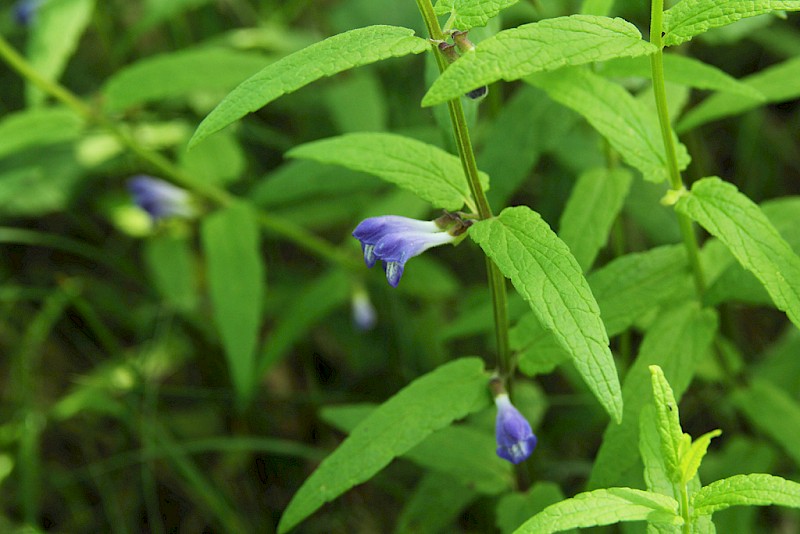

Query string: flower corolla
[494,393,537,464]
[128,175,193,222]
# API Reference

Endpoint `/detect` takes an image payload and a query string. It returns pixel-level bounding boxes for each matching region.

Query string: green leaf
[513,488,681,533]
[692,474,800,516]
[0,108,83,160]
[598,55,765,101]
[102,48,269,112]
[422,15,656,106]
[469,206,623,422]
[675,177,800,330]
[649,365,686,484]
[496,482,566,534]
[559,167,633,271]
[190,25,429,147]
[678,56,800,132]
[433,0,520,29]
[201,203,265,407]
[529,68,690,183]
[26,0,96,106]
[663,1,800,47]
[397,472,476,534]
[143,233,198,313]
[640,405,676,499]
[581,0,615,16]
[277,357,489,534]
[733,379,800,468]
[589,303,717,489]
[180,130,246,186]
[680,429,722,485]
[287,132,488,211]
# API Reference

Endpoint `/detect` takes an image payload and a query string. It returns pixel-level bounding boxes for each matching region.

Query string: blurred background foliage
[1,0,799,532]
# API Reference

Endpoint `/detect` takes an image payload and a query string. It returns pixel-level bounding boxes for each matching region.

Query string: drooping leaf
[678,56,800,132]
[190,25,429,147]
[469,206,623,423]
[663,1,800,47]
[675,177,800,330]
[422,15,656,106]
[102,48,269,112]
[529,68,690,183]
[559,167,633,271]
[287,132,489,211]
[201,203,265,407]
[514,487,681,533]
[26,0,96,106]
[277,357,489,533]
[589,304,717,489]
[692,474,800,517]
[434,0,520,29]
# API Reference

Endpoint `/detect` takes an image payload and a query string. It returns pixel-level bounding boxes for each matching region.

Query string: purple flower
[128,175,193,222]
[494,393,537,464]
[352,215,456,287]
[13,0,42,25]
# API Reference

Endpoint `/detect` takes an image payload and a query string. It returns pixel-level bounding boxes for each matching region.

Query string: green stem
[649,0,706,297]
[680,482,692,534]
[415,0,511,377]
[0,34,356,270]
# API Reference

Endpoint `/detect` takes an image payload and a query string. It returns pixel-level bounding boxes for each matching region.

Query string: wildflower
[494,393,537,464]
[128,175,193,222]
[352,215,465,287]
[351,288,377,331]
[13,0,42,25]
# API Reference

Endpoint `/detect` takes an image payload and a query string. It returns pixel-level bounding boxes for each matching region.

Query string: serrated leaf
[663,1,800,47]
[649,365,685,484]
[678,56,800,132]
[422,15,656,106]
[102,48,269,112]
[680,429,722,485]
[434,0,520,29]
[733,379,800,468]
[277,357,489,534]
[287,132,488,211]
[640,405,675,499]
[26,0,96,106]
[692,474,800,516]
[201,203,265,408]
[589,304,718,489]
[675,177,800,330]
[190,25,429,147]
[529,68,690,183]
[513,487,681,533]
[559,167,633,271]
[469,206,623,422]
[0,108,83,160]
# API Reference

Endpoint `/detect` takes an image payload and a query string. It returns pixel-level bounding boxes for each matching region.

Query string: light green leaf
[396,472,476,534]
[529,68,690,183]
[733,379,800,468]
[589,303,717,489]
[640,405,676,499]
[434,0,519,29]
[663,1,800,47]
[678,56,800,132]
[180,130,246,186]
[469,206,623,422]
[692,474,800,516]
[581,0,615,16]
[675,177,800,330]
[423,15,656,106]
[190,25,429,147]
[649,365,685,484]
[287,132,488,211]
[680,429,722,485]
[143,233,197,313]
[513,488,681,533]
[277,357,489,534]
[598,55,765,101]
[201,203,265,408]
[559,167,633,271]
[26,0,96,106]
[0,108,83,160]
[102,48,269,112]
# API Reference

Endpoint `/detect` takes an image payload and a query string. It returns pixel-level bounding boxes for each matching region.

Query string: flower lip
[494,393,537,464]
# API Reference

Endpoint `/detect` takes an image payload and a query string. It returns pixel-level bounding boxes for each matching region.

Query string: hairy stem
[415,0,511,378]
[0,34,358,269]
[649,0,706,297]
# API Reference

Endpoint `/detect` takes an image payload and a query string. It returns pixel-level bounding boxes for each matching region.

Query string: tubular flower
[128,175,193,222]
[352,215,460,287]
[494,393,537,464]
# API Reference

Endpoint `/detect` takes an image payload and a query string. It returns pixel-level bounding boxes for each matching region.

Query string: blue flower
[13,0,42,25]
[128,175,193,222]
[494,393,537,464]
[352,215,457,287]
